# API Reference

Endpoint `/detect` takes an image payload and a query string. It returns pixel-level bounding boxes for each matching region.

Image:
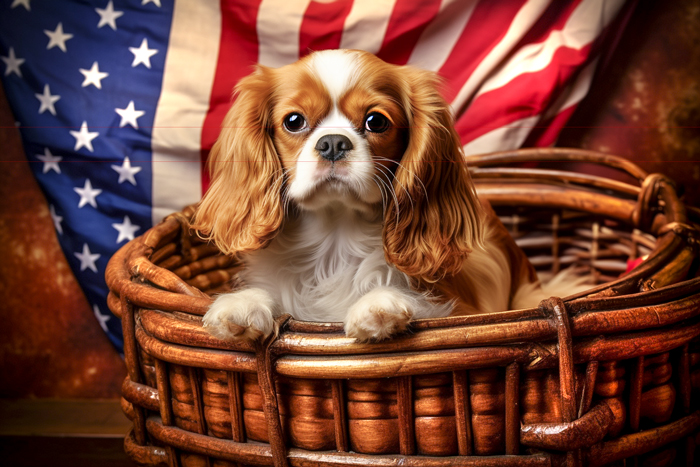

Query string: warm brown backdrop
[0,0,698,399]
[0,83,126,399]
[558,0,700,206]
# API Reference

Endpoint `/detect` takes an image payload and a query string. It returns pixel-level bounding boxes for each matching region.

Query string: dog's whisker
[373,162,414,215]
[373,156,429,203]
[372,170,400,228]
[280,167,296,216]
[372,174,389,216]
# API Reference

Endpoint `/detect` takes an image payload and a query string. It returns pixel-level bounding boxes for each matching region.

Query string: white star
[70,121,99,152]
[35,84,61,115]
[111,156,142,185]
[37,148,62,174]
[79,61,109,89]
[75,243,101,273]
[112,216,140,243]
[11,0,31,11]
[96,1,124,30]
[2,47,24,77]
[129,38,158,69]
[50,205,63,235]
[142,0,161,6]
[115,101,145,129]
[93,304,110,332]
[44,23,73,52]
[74,179,102,209]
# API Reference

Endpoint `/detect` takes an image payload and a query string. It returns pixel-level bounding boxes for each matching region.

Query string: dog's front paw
[203,288,277,341]
[344,287,414,341]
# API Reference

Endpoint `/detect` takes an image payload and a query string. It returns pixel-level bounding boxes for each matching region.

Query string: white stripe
[476,0,625,97]
[257,0,311,68]
[339,0,396,53]
[450,0,551,115]
[151,2,220,225]
[407,0,479,71]
[462,115,540,156]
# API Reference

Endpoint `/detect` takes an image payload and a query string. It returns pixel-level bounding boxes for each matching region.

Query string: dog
[191,49,544,342]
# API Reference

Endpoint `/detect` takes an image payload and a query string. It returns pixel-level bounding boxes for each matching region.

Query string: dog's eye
[364,112,390,133]
[283,113,308,133]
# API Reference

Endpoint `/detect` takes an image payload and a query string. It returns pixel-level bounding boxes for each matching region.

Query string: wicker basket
[107,148,700,467]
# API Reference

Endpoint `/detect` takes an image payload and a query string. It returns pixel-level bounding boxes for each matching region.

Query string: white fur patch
[309,49,359,102]
[240,208,453,328]
[344,287,414,341]
[203,288,277,339]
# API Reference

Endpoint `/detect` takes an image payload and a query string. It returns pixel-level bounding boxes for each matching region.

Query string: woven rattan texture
[107,149,700,467]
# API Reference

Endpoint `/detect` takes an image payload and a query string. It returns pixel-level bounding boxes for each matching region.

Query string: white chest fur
[241,206,409,322]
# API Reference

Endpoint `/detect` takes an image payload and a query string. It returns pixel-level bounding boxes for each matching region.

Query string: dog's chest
[241,212,391,321]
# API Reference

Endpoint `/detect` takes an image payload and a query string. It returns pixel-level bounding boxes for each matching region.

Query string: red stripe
[375,0,441,65]
[299,0,354,56]
[456,43,595,144]
[437,0,529,102]
[200,0,263,193]
[523,103,577,147]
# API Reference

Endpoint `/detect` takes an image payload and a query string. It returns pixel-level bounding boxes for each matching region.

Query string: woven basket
[107,148,700,467]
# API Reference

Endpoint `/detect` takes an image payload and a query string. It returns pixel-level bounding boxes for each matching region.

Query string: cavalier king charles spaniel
[192,49,545,341]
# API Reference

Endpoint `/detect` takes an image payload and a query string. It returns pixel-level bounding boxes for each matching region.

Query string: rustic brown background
[0,82,126,399]
[0,0,698,399]
[558,0,700,206]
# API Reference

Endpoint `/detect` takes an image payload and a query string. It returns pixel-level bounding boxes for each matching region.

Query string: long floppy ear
[383,68,483,283]
[191,66,283,255]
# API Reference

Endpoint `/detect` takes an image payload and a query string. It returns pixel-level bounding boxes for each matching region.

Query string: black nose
[315,134,353,162]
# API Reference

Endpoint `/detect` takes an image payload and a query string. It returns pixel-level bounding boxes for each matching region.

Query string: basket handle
[520,398,625,451]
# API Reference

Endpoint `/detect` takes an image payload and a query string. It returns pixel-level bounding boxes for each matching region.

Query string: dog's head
[192,50,483,282]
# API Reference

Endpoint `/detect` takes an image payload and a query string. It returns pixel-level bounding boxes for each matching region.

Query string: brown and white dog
[192,49,543,341]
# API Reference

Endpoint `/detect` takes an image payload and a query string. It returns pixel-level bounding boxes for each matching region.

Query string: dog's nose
[315,134,353,162]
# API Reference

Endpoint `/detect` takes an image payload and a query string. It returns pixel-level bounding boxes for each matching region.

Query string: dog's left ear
[191,66,284,256]
[383,68,483,283]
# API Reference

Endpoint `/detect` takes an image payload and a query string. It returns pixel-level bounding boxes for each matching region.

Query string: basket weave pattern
[107,149,700,467]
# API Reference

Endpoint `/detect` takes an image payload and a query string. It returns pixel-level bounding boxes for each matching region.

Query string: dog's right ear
[383,67,483,283]
[191,66,284,255]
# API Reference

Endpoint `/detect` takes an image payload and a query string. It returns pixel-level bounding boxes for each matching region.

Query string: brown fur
[191,66,284,254]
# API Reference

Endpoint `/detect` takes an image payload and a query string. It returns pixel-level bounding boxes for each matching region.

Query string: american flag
[0,0,633,351]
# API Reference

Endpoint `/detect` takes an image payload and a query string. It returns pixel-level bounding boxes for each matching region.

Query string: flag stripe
[406,0,479,71]
[258,0,311,67]
[462,115,540,155]
[448,0,550,110]
[376,0,442,66]
[200,0,264,192]
[523,103,578,148]
[151,2,220,225]
[475,0,624,97]
[457,44,596,143]
[299,0,354,56]
[339,0,396,53]
[454,0,626,147]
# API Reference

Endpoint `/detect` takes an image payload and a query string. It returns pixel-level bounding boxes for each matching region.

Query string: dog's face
[193,50,483,283]
[270,51,408,212]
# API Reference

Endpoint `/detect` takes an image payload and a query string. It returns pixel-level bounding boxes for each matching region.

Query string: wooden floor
[0,399,136,467]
